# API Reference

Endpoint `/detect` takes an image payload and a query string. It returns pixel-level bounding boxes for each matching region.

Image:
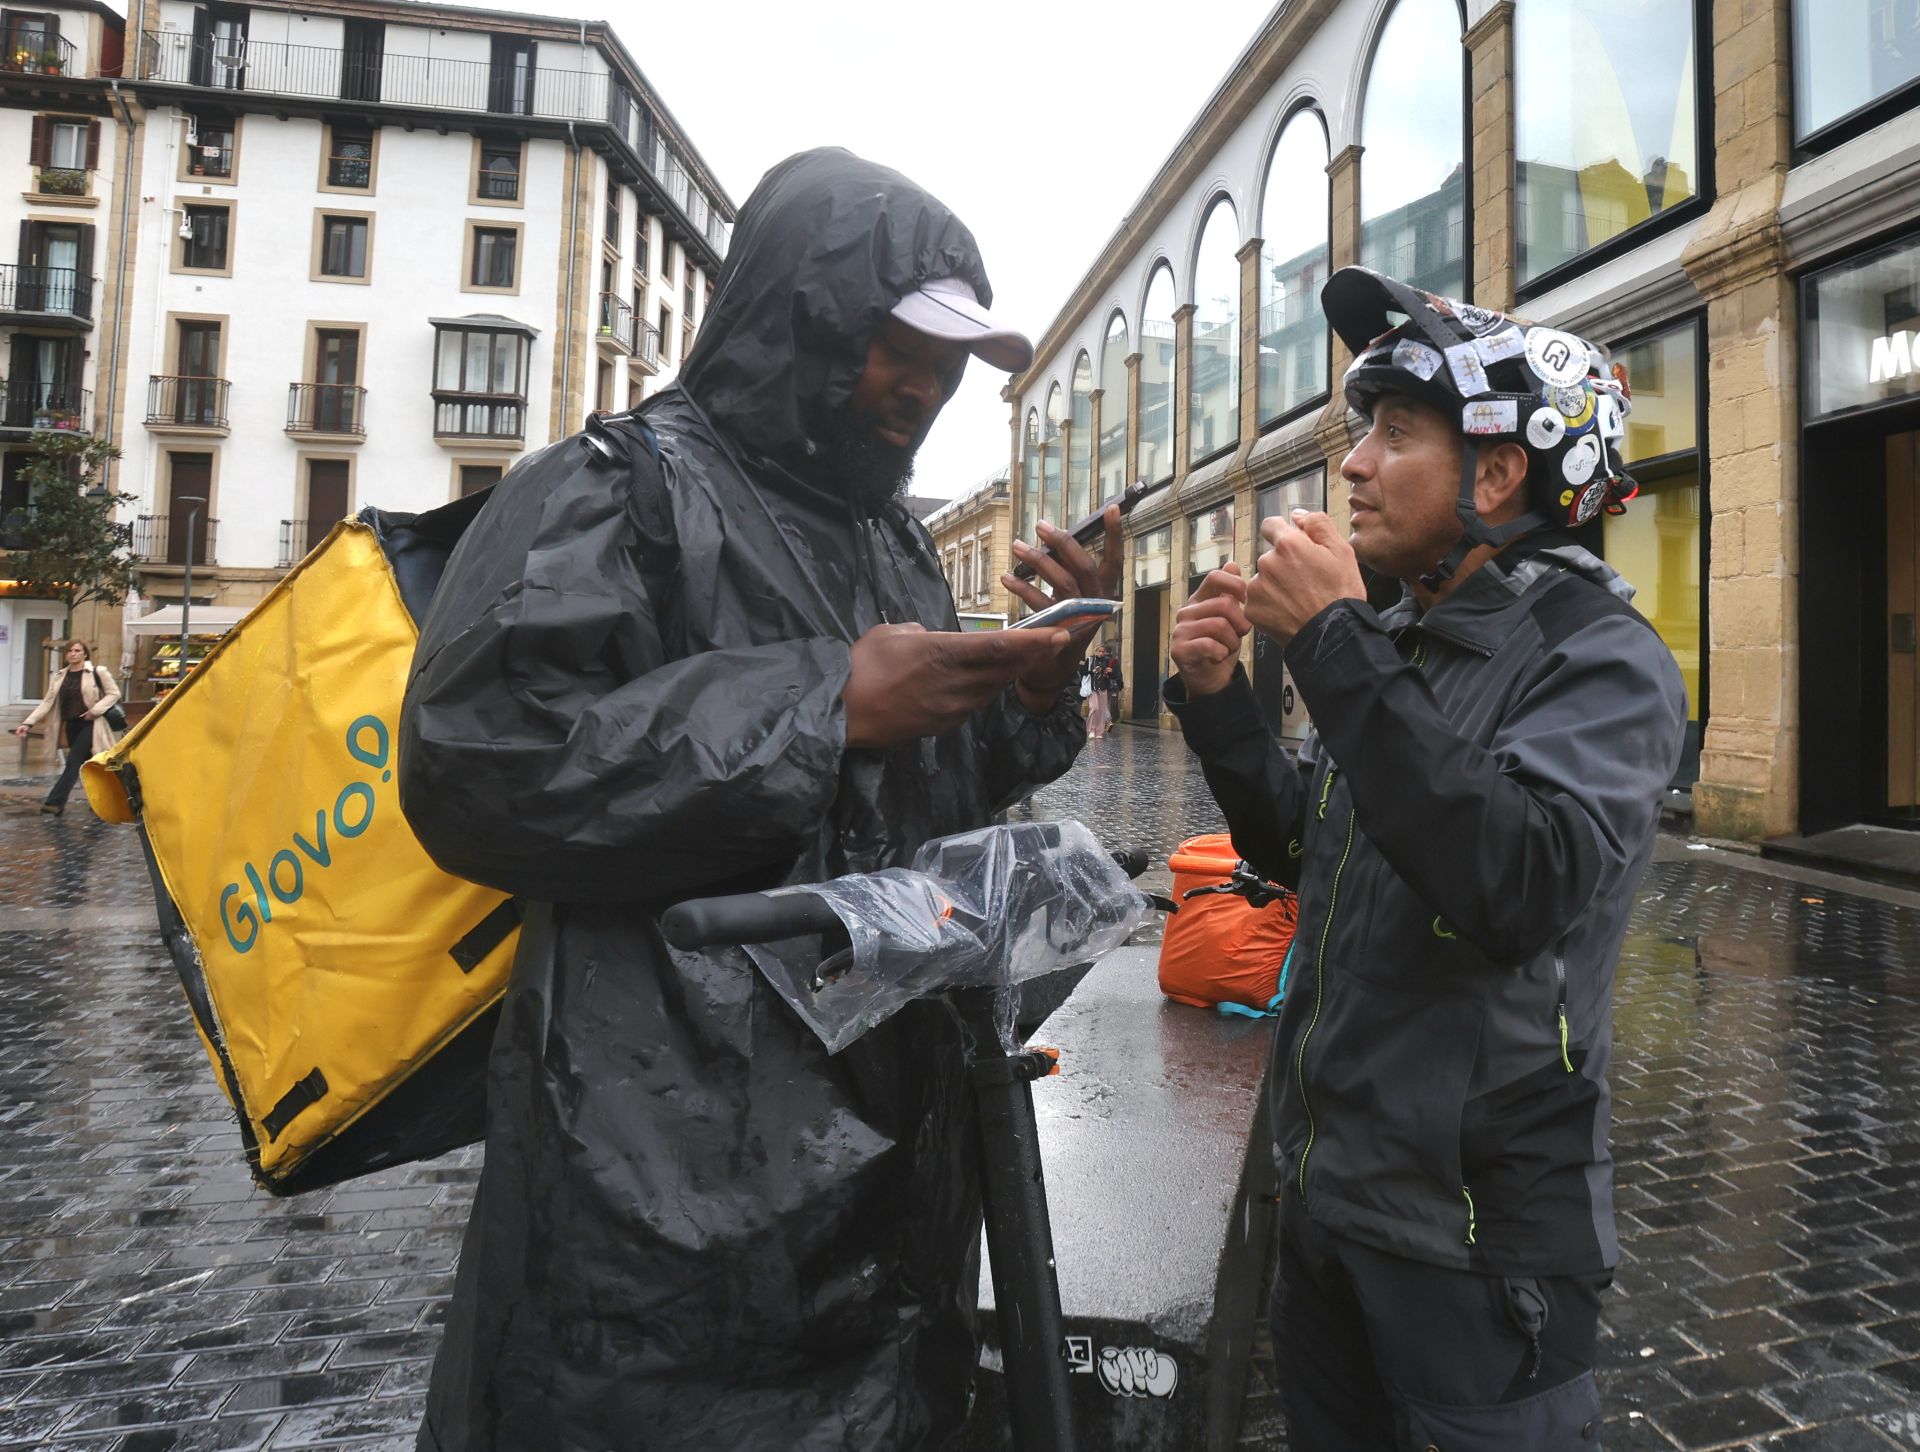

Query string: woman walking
[13,640,120,815]
[1084,643,1122,740]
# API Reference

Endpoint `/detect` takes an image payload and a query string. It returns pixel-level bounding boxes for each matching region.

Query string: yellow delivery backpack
[83,496,520,1196]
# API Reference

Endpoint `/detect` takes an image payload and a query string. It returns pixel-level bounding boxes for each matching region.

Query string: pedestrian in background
[13,640,120,816]
[1084,643,1120,738]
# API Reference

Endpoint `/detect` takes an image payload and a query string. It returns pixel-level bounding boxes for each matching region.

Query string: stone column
[1465,2,1517,308]
[1237,236,1264,447]
[1172,302,1197,483]
[1088,386,1104,505]
[1003,387,1025,548]
[1316,144,1365,532]
[1681,2,1796,841]
[1124,352,1143,486]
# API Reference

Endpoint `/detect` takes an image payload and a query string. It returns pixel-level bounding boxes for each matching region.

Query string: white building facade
[97,0,732,701]
[0,0,129,708]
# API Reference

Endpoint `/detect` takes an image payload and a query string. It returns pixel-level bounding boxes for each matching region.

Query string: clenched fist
[1171,562,1253,699]
[1245,510,1365,648]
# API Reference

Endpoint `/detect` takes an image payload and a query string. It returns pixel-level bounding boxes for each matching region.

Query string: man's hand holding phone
[844,623,1073,749]
[1172,562,1252,699]
[1002,504,1124,712]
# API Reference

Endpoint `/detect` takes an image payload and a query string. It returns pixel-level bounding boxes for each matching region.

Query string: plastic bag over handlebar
[667,820,1153,1054]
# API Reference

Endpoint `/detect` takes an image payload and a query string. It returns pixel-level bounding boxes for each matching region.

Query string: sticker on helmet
[1571,477,1608,526]
[1594,392,1624,440]
[1526,328,1591,388]
[1526,407,1568,451]
[1444,342,1491,398]
[1562,435,1602,485]
[1456,303,1509,337]
[1463,399,1518,436]
[1474,326,1526,366]
[1392,339,1444,382]
[1554,385,1596,429]
[1560,488,1576,509]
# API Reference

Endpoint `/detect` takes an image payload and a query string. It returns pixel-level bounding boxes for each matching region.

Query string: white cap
[890,276,1035,374]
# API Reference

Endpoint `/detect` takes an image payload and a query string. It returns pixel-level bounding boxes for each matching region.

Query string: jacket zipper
[1554,952,1573,1073]
[1295,799,1353,1197]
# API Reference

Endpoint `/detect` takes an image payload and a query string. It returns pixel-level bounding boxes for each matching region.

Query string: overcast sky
[472,0,1278,499]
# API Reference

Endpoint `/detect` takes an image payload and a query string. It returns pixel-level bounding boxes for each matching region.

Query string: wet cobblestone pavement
[3,725,1920,1448]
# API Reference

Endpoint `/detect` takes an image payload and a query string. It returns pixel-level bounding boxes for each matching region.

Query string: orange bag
[1158,833,1299,1014]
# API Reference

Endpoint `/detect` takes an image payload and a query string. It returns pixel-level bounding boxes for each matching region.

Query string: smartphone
[1012,597,1121,632]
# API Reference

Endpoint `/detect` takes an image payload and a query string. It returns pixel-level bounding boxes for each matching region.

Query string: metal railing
[0,380,91,432]
[0,264,92,321]
[635,321,661,367]
[476,166,519,201]
[597,293,637,352]
[276,517,326,569]
[432,393,525,441]
[133,514,219,567]
[286,382,366,436]
[1,32,76,76]
[146,375,230,429]
[326,152,371,188]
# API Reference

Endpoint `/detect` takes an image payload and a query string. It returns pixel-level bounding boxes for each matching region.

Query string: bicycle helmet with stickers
[1320,266,1637,588]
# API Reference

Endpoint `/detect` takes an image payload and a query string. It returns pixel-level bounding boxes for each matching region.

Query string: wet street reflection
[2,731,1918,1448]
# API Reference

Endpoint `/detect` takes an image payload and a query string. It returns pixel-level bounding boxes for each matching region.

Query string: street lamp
[173,494,205,688]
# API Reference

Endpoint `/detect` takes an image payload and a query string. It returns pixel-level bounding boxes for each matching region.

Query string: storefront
[1129,522,1173,720]
[1800,231,1920,831]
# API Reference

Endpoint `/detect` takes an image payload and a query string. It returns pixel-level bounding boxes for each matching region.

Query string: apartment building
[925,469,1014,628]
[0,0,735,712]
[0,0,127,710]
[1010,0,1920,844]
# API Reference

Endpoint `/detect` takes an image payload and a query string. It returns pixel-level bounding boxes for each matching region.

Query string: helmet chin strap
[1418,440,1546,593]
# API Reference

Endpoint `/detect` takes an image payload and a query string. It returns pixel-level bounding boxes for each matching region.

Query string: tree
[3,430,132,638]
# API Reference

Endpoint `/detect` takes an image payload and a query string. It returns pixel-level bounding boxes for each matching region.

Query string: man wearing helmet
[1167,266,1687,1449]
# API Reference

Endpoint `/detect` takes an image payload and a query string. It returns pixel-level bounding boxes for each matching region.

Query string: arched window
[1098,312,1130,502]
[1190,199,1240,464]
[1516,1,1698,283]
[1360,0,1466,299]
[1139,265,1177,484]
[1068,351,1094,521]
[1021,407,1041,542]
[1043,383,1065,526]
[1259,108,1331,423]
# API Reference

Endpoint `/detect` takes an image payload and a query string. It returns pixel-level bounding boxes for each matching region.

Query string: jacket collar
[1379,532,1634,656]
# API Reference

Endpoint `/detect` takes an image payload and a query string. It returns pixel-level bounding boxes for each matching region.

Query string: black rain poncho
[399,148,1086,1452]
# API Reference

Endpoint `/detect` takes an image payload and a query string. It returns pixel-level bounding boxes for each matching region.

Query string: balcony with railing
[596,292,637,356]
[277,517,325,569]
[133,514,218,567]
[146,375,231,435]
[286,382,366,438]
[0,265,93,326]
[433,393,526,443]
[0,380,90,434]
[1,32,76,77]
[631,320,662,374]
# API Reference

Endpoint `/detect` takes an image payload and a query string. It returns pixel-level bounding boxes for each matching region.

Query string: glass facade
[1795,0,1920,141]
[1360,0,1466,299]
[1133,523,1173,589]
[1140,266,1177,484]
[1806,236,1920,421]
[1602,320,1702,783]
[1254,467,1327,739]
[1099,313,1129,502]
[1069,351,1094,521]
[1259,109,1330,423]
[1516,0,1698,283]
[1190,200,1240,463]
[1187,498,1236,580]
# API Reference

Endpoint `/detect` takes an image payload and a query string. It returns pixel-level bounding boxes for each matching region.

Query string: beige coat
[22,663,121,753]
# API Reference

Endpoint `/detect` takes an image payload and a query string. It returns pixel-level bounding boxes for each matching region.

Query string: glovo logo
[219,715,390,955]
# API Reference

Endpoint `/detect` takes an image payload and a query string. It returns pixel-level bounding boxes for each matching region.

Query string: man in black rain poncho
[399,147,1121,1451]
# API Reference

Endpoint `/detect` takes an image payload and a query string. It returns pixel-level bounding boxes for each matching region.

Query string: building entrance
[1886,431,1920,815]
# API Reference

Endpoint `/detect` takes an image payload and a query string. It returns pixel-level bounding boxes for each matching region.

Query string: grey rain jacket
[1167,538,1686,1275]
[399,148,1086,1452]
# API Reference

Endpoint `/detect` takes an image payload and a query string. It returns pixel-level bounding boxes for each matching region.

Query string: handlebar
[660,890,842,952]
[661,848,1155,954]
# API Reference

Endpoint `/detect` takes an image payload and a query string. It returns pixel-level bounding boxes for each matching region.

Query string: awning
[124,605,252,637]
